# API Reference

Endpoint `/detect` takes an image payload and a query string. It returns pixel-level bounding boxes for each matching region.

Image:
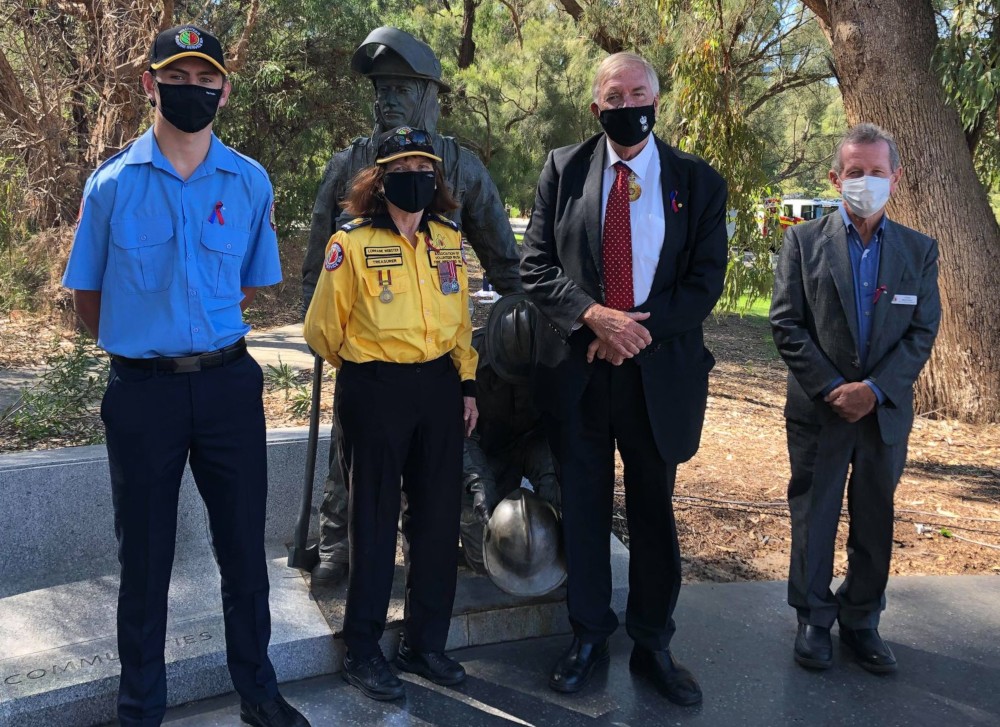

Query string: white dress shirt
[600,135,665,307]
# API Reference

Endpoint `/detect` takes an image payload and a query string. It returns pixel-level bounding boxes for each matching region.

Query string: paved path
[157,575,1000,726]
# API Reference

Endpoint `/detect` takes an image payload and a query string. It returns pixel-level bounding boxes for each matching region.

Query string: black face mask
[383,170,437,213]
[598,105,656,147]
[154,82,223,134]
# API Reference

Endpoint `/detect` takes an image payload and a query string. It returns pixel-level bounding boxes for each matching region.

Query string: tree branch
[227,0,261,73]
[497,0,523,49]
[557,0,624,54]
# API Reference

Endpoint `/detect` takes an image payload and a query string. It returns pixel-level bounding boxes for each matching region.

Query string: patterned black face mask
[599,105,656,147]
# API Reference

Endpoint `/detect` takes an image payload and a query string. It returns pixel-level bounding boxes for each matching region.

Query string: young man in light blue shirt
[63,25,309,727]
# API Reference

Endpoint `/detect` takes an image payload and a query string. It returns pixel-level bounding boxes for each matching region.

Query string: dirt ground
[2,242,998,584]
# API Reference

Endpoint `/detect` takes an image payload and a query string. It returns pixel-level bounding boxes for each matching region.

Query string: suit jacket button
[851,358,860,369]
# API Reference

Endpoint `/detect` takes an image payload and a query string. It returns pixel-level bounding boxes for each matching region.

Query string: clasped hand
[582,304,652,365]
[824,382,876,423]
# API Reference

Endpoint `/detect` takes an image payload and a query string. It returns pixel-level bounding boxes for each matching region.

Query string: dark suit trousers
[786,414,908,630]
[337,356,463,658]
[545,358,682,651]
[101,356,278,726]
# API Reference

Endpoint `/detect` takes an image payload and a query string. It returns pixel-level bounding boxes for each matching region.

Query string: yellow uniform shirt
[304,213,477,384]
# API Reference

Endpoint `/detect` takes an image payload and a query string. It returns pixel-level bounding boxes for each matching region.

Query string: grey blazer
[770,211,941,445]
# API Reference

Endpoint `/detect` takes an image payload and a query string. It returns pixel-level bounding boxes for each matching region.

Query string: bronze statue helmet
[483,488,567,597]
[481,292,536,385]
[350,26,451,93]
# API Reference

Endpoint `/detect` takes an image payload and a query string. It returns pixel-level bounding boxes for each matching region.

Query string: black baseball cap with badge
[150,25,228,75]
[375,126,442,164]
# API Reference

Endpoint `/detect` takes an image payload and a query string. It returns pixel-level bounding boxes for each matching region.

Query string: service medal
[447,280,460,294]
[378,270,393,303]
[628,173,642,202]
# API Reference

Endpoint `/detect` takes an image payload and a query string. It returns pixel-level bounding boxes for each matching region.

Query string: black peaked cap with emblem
[150,25,227,76]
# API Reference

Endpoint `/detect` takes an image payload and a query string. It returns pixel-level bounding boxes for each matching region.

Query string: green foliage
[936,2,1000,189]
[0,156,48,313]
[212,0,413,236]
[410,2,609,211]
[289,387,313,418]
[661,2,786,313]
[0,337,107,448]
[263,359,305,397]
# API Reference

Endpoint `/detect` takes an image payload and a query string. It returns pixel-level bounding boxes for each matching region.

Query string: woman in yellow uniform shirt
[304,127,478,701]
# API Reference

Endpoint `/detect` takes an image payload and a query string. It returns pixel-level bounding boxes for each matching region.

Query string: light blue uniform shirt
[63,128,281,358]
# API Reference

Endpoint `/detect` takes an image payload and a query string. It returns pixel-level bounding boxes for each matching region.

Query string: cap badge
[175,29,204,50]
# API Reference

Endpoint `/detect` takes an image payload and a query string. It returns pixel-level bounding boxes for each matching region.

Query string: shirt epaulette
[90,141,136,178]
[341,217,373,233]
[227,146,271,182]
[429,213,461,232]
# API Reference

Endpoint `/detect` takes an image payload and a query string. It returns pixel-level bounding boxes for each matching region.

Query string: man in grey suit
[770,123,940,674]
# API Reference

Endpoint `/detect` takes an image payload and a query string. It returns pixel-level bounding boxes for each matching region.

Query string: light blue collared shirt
[824,204,887,404]
[63,128,281,358]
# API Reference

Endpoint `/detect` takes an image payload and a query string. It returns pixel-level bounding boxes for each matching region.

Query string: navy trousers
[336,356,463,659]
[544,358,682,651]
[101,354,278,725]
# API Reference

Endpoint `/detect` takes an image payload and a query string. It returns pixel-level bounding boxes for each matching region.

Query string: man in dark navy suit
[520,51,728,705]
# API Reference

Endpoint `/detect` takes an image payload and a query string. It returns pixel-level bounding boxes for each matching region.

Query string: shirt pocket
[434,271,465,328]
[109,216,174,293]
[200,222,250,299]
[361,270,412,330]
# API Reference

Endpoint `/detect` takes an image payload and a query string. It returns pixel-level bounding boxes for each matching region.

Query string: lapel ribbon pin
[670,190,682,212]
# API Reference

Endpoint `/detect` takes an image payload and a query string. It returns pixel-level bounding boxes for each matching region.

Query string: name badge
[428,248,463,267]
[891,294,917,305]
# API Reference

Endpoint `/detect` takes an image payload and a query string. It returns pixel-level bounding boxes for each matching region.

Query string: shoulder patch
[340,217,372,233]
[324,242,345,271]
[429,213,460,232]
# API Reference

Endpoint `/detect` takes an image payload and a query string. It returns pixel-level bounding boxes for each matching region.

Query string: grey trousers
[785,413,908,630]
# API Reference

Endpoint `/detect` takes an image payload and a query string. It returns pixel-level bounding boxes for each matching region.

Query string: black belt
[112,338,248,374]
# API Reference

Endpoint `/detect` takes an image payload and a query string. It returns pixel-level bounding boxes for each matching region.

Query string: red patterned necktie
[602,161,634,310]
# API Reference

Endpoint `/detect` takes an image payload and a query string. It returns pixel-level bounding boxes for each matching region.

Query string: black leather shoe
[794,624,833,670]
[548,638,610,693]
[240,694,310,727]
[311,560,349,586]
[396,639,466,685]
[342,650,405,700]
[629,646,702,706]
[839,627,897,673]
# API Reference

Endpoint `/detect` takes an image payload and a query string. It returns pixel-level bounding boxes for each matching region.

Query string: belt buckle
[172,355,201,374]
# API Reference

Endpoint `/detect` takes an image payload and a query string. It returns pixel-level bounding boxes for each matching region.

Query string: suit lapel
[649,139,687,294]
[583,141,606,275]
[872,220,905,348]
[824,219,861,353]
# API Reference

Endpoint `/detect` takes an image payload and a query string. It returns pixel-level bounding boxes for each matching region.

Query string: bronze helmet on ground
[483,488,566,597]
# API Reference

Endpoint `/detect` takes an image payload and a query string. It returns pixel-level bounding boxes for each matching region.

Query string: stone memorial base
[0,429,630,726]
[0,553,334,727]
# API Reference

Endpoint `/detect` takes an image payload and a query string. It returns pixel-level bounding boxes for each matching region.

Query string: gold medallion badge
[628,173,642,202]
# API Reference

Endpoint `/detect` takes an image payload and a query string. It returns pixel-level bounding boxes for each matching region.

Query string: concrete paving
[246,324,314,372]
[154,575,1000,726]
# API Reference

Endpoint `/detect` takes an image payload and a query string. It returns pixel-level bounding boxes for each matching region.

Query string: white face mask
[840,175,891,218]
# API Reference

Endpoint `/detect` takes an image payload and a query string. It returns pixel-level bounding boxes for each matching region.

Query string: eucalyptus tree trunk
[805,0,1000,423]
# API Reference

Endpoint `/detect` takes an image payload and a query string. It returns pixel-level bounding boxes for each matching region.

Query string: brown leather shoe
[629,646,702,706]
